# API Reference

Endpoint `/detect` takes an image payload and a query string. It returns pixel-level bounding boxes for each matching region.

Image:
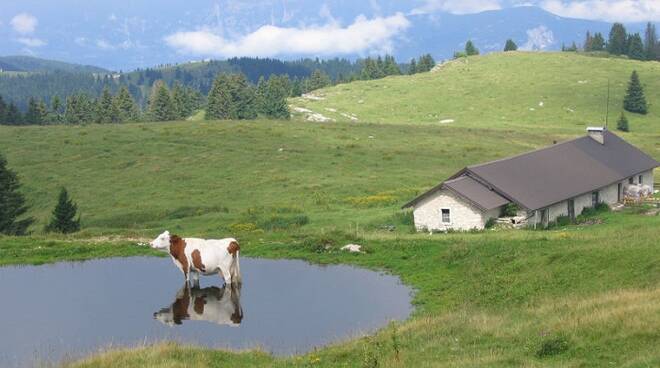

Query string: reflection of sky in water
[0,257,412,367]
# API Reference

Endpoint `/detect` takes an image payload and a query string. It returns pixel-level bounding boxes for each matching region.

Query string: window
[639,175,643,185]
[629,177,634,184]
[441,209,451,223]
[591,191,599,207]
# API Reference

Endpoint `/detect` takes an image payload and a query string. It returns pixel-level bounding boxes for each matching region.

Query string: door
[617,183,623,202]
[568,199,575,221]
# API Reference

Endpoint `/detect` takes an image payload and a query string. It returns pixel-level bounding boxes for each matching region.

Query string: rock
[341,244,362,253]
[439,119,455,124]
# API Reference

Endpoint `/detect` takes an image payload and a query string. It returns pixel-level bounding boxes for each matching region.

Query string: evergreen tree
[171,82,188,120]
[465,40,479,55]
[24,97,45,125]
[307,69,331,91]
[206,74,256,120]
[256,75,291,119]
[0,95,6,124]
[591,32,605,51]
[417,54,436,73]
[45,187,80,234]
[0,153,34,235]
[6,103,21,125]
[608,23,628,55]
[383,55,401,75]
[584,31,593,51]
[148,81,175,121]
[644,22,657,60]
[290,77,303,97]
[627,33,645,60]
[95,87,117,123]
[616,112,629,132]
[114,86,140,122]
[504,39,518,51]
[408,58,417,75]
[623,71,648,114]
[48,95,63,124]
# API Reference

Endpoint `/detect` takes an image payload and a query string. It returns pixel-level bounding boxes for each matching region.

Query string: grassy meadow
[0,52,658,366]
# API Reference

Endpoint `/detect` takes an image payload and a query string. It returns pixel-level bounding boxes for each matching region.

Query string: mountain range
[0,2,649,71]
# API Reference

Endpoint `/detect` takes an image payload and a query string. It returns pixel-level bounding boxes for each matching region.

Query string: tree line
[566,22,660,61]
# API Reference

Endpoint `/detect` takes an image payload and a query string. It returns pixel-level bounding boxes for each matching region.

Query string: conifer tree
[6,103,21,125]
[24,97,46,125]
[465,40,479,55]
[171,82,188,120]
[206,74,232,120]
[114,86,140,122]
[627,33,645,60]
[149,81,175,121]
[0,95,6,124]
[256,75,290,119]
[417,54,436,73]
[290,77,303,97]
[46,187,80,234]
[584,31,593,51]
[616,112,629,132]
[608,23,628,55]
[644,22,657,60]
[206,74,256,120]
[504,39,518,51]
[95,87,117,123]
[408,58,417,75]
[0,153,33,235]
[307,69,331,91]
[623,71,648,114]
[591,32,605,51]
[383,55,401,75]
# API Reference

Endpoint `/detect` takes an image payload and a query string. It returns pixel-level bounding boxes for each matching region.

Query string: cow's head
[150,231,171,249]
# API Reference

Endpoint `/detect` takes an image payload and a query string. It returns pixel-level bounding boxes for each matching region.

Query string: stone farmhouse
[404,128,658,231]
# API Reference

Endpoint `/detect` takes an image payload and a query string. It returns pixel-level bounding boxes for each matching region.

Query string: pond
[0,257,413,367]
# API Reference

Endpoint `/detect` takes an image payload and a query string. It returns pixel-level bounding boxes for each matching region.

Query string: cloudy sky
[0,1,658,69]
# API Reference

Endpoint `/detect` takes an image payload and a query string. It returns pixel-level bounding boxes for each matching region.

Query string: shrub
[555,215,571,227]
[617,112,629,132]
[485,217,497,229]
[228,222,259,233]
[258,214,309,231]
[536,335,570,358]
[501,203,519,217]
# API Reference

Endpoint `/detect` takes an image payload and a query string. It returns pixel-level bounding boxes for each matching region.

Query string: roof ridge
[468,135,587,169]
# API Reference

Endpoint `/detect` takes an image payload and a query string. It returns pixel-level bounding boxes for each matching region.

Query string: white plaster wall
[413,189,487,231]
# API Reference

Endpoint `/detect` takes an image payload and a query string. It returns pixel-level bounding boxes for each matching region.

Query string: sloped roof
[443,176,510,211]
[405,130,658,211]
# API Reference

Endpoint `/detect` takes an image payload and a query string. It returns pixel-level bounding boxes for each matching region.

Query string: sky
[0,1,658,69]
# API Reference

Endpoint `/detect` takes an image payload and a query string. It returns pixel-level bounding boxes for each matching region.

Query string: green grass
[0,52,658,367]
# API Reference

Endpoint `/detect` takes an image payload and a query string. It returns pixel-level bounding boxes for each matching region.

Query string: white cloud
[10,13,38,34]
[96,39,138,50]
[16,37,46,47]
[520,25,555,50]
[164,13,411,57]
[412,0,502,15]
[541,1,660,22]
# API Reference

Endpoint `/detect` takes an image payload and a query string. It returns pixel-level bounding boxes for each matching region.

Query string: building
[403,128,658,231]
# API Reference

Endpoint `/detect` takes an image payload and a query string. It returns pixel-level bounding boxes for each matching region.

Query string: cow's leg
[191,272,200,288]
[221,268,232,286]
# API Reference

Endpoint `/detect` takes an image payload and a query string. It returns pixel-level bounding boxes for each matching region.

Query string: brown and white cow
[154,284,243,326]
[150,231,242,286]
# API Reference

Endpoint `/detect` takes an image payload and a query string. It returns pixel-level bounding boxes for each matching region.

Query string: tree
[465,40,479,55]
[206,73,256,120]
[148,81,175,121]
[584,31,593,51]
[627,33,645,60]
[45,187,80,234]
[307,69,331,91]
[504,39,518,51]
[0,95,6,124]
[591,32,605,51]
[95,87,118,123]
[383,55,401,76]
[24,97,45,125]
[417,54,436,73]
[623,71,648,114]
[256,75,290,119]
[171,82,188,120]
[6,103,21,125]
[0,153,34,235]
[408,58,417,75]
[608,23,628,55]
[644,22,657,60]
[114,86,140,122]
[616,112,629,132]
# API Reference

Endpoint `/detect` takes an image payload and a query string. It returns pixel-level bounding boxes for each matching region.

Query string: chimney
[587,127,606,144]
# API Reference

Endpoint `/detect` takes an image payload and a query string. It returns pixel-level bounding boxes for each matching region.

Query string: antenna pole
[605,79,610,128]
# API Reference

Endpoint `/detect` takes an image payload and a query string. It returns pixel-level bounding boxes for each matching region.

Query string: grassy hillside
[0,52,658,367]
[291,52,660,136]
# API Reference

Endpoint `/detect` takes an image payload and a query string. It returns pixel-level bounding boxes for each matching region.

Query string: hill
[0,56,108,74]
[0,52,658,367]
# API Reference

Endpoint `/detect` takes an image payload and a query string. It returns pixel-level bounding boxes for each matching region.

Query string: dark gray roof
[405,130,658,211]
[443,176,510,210]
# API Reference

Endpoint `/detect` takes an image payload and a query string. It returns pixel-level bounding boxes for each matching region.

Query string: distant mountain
[0,1,649,71]
[0,56,107,74]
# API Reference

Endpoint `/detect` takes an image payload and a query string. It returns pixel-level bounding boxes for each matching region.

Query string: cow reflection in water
[154,284,243,327]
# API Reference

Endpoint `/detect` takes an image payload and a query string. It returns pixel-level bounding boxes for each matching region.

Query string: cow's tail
[228,240,242,284]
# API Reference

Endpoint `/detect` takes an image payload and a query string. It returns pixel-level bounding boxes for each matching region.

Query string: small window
[639,175,643,185]
[441,209,451,223]
[591,191,599,207]
[629,177,634,184]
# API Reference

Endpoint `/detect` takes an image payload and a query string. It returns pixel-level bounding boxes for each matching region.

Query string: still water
[0,257,413,367]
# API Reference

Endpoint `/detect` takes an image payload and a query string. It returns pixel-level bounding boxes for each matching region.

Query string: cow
[150,231,242,287]
[154,284,243,326]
